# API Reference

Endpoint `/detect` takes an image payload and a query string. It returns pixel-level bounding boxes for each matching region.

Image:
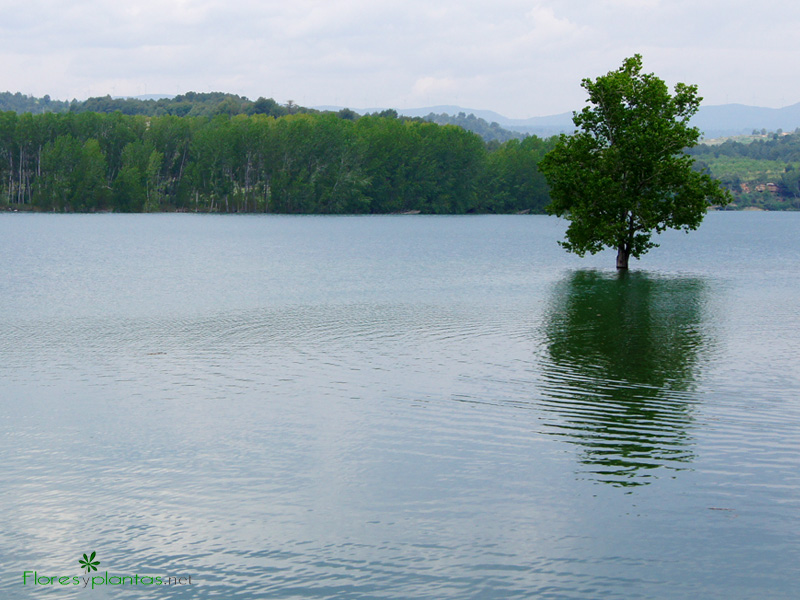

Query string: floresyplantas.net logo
[22,551,195,589]
[78,552,100,574]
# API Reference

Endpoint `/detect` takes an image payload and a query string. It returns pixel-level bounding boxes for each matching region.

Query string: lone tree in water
[539,55,730,269]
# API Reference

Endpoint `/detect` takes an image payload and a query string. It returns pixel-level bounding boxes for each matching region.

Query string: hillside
[689,131,800,209]
[420,112,525,143]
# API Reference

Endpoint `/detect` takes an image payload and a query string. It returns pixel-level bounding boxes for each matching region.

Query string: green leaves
[2,107,555,215]
[540,55,731,268]
[79,551,100,573]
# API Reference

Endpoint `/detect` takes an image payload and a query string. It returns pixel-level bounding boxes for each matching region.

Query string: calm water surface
[1,213,799,599]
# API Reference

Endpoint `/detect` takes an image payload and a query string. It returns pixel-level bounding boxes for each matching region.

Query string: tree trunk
[616,244,630,269]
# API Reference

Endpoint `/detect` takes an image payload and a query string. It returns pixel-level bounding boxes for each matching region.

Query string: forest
[689,130,800,209]
[4,90,800,213]
[0,109,554,214]
[0,91,305,118]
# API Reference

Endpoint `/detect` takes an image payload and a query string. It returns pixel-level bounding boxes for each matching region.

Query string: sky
[1,0,798,119]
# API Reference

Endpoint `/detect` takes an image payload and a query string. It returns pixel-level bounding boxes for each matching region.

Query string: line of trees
[0,110,554,214]
[1,92,528,142]
[0,91,309,119]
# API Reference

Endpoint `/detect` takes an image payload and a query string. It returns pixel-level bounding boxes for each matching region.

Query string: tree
[480,136,554,213]
[539,55,731,269]
[36,134,82,210]
[74,139,110,211]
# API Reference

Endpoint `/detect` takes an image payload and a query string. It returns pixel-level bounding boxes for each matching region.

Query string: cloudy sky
[1,0,797,118]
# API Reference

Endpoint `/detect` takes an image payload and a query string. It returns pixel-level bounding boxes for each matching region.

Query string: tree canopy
[0,110,554,214]
[540,55,731,269]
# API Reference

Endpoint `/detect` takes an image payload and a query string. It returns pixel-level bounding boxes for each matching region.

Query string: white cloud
[601,0,660,8]
[2,0,800,117]
[525,5,586,42]
[412,77,457,97]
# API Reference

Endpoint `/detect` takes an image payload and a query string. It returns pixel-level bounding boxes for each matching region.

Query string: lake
[1,212,799,599]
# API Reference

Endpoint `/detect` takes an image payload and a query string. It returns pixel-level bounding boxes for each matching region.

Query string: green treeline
[0,91,308,119]
[0,92,523,143]
[0,110,553,214]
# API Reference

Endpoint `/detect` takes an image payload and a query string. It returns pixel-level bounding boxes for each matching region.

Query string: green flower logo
[79,551,100,574]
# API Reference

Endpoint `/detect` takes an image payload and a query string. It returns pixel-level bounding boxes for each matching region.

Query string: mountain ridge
[4,91,800,138]
[319,102,800,138]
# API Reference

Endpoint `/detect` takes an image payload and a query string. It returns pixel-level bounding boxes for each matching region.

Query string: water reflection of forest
[540,270,713,487]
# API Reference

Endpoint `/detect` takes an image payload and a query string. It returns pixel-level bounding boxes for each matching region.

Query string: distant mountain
[398,104,800,138]
[373,105,576,137]
[320,102,800,139]
[317,104,576,137]
[5,91,800,140]
[498,113,575,137]
[692,103,800,138]
[379,105,515,124]
[420,112,526,143]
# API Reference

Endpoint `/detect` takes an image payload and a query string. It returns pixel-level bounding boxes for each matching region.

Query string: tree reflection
[540,270,712,487]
